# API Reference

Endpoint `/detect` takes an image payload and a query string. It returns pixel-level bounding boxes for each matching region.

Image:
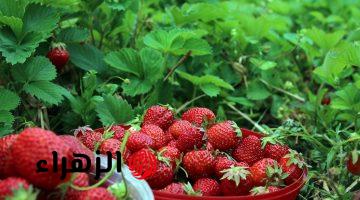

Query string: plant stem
[176,94,206,114]
[163,51,192,82]
[226,102,267,133]
[260,79,305,102]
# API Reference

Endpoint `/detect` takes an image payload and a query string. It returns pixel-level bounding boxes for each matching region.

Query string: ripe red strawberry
[73,126,93,139]
[168,140,177,148]
[347,153,360,176]
[214,156,248,179]
[250,158,286,186]
[146,162,174,189]
[205,142,214,152]
[193,178,221,196]
[60,135,95,170]
[10,128,73,190]
[207,121,241,151]
[279,150,306,184]
[233,135,264,165]
[99,139,121,158]
[157,146,181,170]
[80,131,103,151]
[127,148,158,180]
[264,143,289,161]
[159,182,185,194]
[65,173,89,200]
[321,97,331,105]
[168,120,193,139]
[183,150,215,180]
[181,107,215,127]
[47,43,69,70]
[78,187,116,200]
[126,132,154,152]
[141,124,168,149]
[0,177,31,198]
[250,186,281,195]
[0,134,18,178]
[168,121,203,153]
[143,105,174,130]
[220,164,253,196]
[110,125,126,140]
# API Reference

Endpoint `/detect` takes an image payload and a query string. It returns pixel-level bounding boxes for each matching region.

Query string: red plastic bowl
[153,128,308,200]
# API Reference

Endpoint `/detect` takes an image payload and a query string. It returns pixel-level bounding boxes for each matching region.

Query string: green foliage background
[0,0,359,199]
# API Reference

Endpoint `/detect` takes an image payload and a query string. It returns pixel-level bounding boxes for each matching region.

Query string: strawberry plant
[0,0,360,199]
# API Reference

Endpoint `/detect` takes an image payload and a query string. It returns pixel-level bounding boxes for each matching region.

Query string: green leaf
[250,58,277,70]
[23,81,70,105]
[331,84,360,112]
[22,4,59,35]
[0,110,14,124]
[96,95,134,126]
[246,81,271,100]
[0,89,20,111]
[67,44,107,72]
[0,16,23,38]
[140,48,164,82]
[11,56,57,83]
[143,29,185,54]
[178,38,212,56]
[121,78,152,97]
[199,84,220,97]
[0,27,44,64]
[104,48,142,77]
[0,0,27,18]
[305,28,345,52]
[57,27,89,43]
[226,96,255,107]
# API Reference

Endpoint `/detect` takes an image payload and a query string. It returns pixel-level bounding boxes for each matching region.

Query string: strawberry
[78,187,116,200]
[73,126,93,139]
[60,135,95,170]
[183,150,215,179]
[321,97,331,105]
[171,122,203,153]
[181,107,215,127]
[10,128,73,190]
[220,163,253,196]
[157,146,181,170]
[0,134,18,178]
[159,182,185,194]
[168,140,177,148]
[233,135,264,165]
[0,177,31,198]
[99,139,121,159]
[207,121,242,151]
[47,43,69,70]
[79,131,103,151]
[193,178,221,196]
[141,124,168,149]
[168,120,193,139]
[127,148,158,180]
[250,158,287,186]
[143,105,174,130]
[146,162,174,189]
[65,173,89,200]
[250,186,281,195]
[109,125,126,140]
[126,132,154,152]
[279,150,306,184]
[347,152,360,176]
[262,136,289,161]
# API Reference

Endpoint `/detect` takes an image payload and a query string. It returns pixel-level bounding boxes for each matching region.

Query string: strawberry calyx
[8,184,39,200]
[73,125,93,138]
[250,186,274,195]
[265,162,288,186]
[261,135,285,149]
[350,149,360,165]
[183,182,202,196]
[220,165,250,186]
[50,42,67,50]
[230,121,242,138]
[284,149,308,169]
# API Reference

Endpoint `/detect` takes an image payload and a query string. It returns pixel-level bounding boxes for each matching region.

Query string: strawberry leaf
[96,95,134,126]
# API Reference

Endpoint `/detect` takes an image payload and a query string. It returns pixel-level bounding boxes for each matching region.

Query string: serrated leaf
[0,89,20,111]
[250,58,277,70]
[104,48,142,76]
[96,95,134,126]
[0,0,27,18]
[226,96,254,107]
[22,4,59,35]
[0,16,23,38]
[121,78,152,97]
[11,56,56,82]
[199,84,220,97]
[0,27,44,64]
[143,29,185,54]
[140,48,164,82]
[23,81,70,105]
[0,110,14,124]
[178,38,212,55]
[57,27,89,43]
[67,44,106,72]
[331,84,360,112]
[305,28,345,51]
[246,81,271,100]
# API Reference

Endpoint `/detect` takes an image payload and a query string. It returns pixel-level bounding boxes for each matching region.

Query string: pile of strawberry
[127,105,308,196]
[0,128,118,200]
